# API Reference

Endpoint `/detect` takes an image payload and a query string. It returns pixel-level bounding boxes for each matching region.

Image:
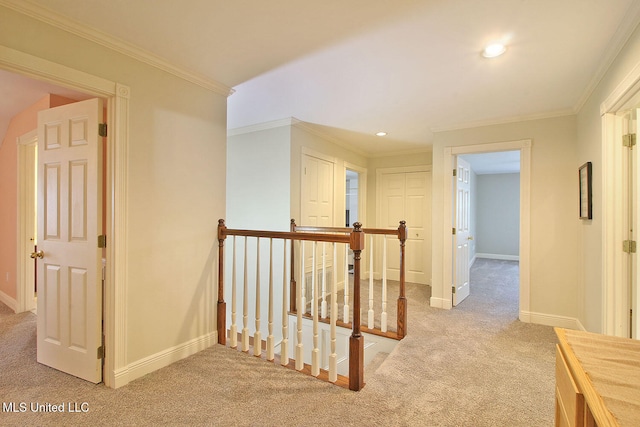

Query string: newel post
[349,222,365,391]
[397,220,407,338]
[217,219,227,345]
[290,219,297,312]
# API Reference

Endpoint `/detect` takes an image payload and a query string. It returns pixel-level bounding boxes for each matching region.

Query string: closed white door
[301,153,335,285]
[453,157,471,306]
[36,98,103,383]
[301,154,334,227]
[380,171,429,284]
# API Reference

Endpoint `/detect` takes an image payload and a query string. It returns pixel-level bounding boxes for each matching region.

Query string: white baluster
[242,237,249,352]
[300,241,306,314]
[295,240,304,370]
[312,241,320,376]
[311,243,316,318]
[281,239,289,366]
[381,235,388,333]
[230,236,238,348]
[321,242,327,318]
[343,243,350,323]
[329,242,338,382]
[368,234,375,329]
[266,238,274,361]
[254,238,262,357]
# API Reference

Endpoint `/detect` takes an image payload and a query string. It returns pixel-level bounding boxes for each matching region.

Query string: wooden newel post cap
[399,220,407,241]
[217,219,226,240]
[350,222,364,251]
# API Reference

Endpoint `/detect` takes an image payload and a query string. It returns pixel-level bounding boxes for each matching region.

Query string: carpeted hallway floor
[1,258,557,426]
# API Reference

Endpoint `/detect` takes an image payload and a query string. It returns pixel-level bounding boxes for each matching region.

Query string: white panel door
[453,157,471,306]
[381,171,428,284]
[36,98,103,383]
[301,154,334,227]
[301,154,335,279]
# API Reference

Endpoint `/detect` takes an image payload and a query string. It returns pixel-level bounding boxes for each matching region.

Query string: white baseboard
[0,289,17,312]
[519,310,582,330]
[476,253,520,261]
[122,331,217,385]
[430,297,452,309]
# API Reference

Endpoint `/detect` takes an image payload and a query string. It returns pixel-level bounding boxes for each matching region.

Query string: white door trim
[441,140,531,320]
[16,129,37,313]
[344,162,367,227]
[600,58,640,337]
[0,45,129,388]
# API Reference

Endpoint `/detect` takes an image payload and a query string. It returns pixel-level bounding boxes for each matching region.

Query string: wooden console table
[555,328,640,426]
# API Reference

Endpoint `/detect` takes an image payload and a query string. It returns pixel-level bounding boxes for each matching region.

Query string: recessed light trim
[376,131,387,136]
[482,43,506,58]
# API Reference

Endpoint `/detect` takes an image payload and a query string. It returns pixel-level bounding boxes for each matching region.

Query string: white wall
[1,6,228,383]
[576,21,640,333]
[475,173,520,258]
[432,116,579,323]
[227,127,291,230]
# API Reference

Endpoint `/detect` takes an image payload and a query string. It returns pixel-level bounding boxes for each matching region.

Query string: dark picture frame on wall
[579,162,592,220]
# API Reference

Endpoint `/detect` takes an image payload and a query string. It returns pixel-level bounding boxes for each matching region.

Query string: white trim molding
[0,0,232,96]
[600,57,640,337]
[441,139,531,318]
[475,253,519,261]
[16,129,37,314]
[0,289,18,312]
[519,311,584,331]
[121,332,217,386]
[0,44,129,388]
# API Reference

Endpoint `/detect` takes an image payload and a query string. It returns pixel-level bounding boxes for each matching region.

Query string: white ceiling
[460,151,520,175]
[3,0,640,158]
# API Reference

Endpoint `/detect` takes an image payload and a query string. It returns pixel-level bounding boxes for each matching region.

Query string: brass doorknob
[30,250,44,259]
[468,236,474,241]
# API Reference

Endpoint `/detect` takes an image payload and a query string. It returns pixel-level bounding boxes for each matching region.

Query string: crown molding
[227,117,299,136]
[430,108,575,133]
[0,0,233,97]
[367,146,433,159]
[574,0,640,113]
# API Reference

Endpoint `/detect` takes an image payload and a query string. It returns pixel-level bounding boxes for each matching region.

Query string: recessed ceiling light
[482,43,506,58]
[376,131,387,136]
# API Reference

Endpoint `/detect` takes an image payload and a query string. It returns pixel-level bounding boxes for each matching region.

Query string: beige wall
[0,6,228,379]
[432,116,579,321]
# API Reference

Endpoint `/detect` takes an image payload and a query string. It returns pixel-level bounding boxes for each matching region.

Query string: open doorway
[344,163,367,275]
[0,47,129,387]
[457,151,521,310]
[442,139,531,320]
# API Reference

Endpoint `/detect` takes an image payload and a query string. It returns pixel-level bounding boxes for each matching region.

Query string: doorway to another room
[456,151,521,313]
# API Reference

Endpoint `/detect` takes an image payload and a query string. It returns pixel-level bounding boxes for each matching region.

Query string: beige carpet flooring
[1,258,557,426]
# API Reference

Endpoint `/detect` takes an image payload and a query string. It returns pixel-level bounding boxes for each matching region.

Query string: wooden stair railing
[290,220,407,339]
[217,219,366,391]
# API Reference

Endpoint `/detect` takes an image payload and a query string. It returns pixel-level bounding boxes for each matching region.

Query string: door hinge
[98,235,107,248]
[623,240,637,253]
[453,168,457,177]
[452,228,456,235]
[97,345,104,359]
[452,285,456,294]
[99,123,107,137]
[623,133,636,148]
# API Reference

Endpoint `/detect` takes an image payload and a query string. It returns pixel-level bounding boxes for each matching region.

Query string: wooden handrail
[290,220,407,338]
[217,219,366,390]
